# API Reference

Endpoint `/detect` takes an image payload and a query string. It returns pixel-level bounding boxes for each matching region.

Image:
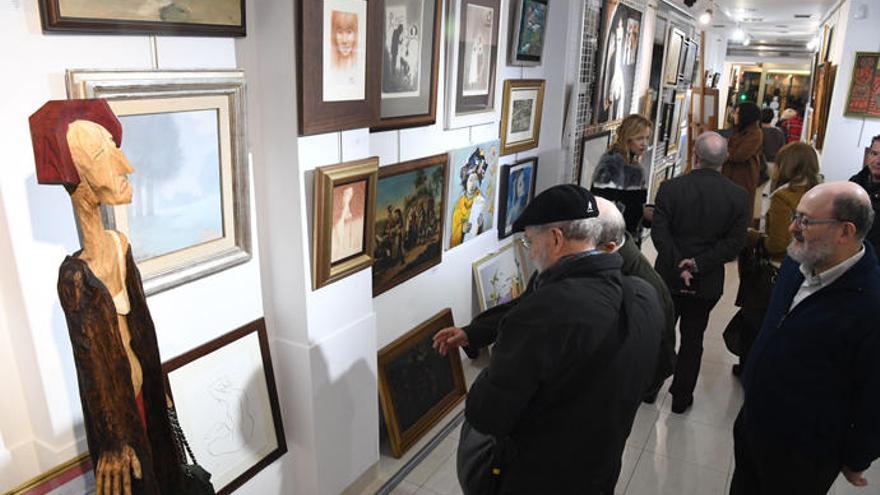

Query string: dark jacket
[619,232,676,385]
[849,168,880,254]
[592,151,648,236]
[742,244,880,472]
[464,252,662,493]
[59,247,184,494]
[723,124,763,218]
[651,168,750,301]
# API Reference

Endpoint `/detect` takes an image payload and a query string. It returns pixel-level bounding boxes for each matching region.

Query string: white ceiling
[667,0,838,45]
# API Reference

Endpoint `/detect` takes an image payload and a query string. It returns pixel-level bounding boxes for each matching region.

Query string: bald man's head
[595,196,627,251]
[694,132,728,170]
[807,182,874,241]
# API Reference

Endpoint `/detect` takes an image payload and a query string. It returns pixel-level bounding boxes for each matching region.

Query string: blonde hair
[774,142,820,190]
[609,114,652,164]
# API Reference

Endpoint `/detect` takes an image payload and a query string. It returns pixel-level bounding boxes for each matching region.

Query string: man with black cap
[434,184,662,493]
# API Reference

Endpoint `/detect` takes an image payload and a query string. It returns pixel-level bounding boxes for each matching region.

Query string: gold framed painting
[378,308,466,457]
[500,79,545,155]
[7,454,93,494]
[66,69,252,296]
[312,157,379,289]
[38,0,245,36]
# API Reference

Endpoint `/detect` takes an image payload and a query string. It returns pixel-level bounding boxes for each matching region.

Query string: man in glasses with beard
[731,181,880,495]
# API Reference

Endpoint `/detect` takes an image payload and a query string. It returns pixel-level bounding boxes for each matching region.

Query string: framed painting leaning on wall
[66,69,252,296]
[163,318,287,495]
[473,242,527,311]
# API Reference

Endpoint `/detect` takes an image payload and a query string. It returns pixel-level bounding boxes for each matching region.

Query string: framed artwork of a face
[446,141,500,249]
[592,0,642,125]
[298,0,381,135]
[313,157,378,289]
[445,0,501,129]
[497,158,538,239]
[163,319,286,495]
[38,0,245,36]
[374,0,443,130]
[509,0,549,66]
[66,69,251,296]
[373,154,448,296]
[578,131,612,188]
[663,28,685,86]
[500,79,545,155]
[473,242,527,311]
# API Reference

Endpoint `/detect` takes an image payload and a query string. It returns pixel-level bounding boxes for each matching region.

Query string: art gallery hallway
[362,241,880,495]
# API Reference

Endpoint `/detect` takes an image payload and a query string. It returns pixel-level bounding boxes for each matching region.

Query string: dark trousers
[730,409,840,495]
[669,296,719,399]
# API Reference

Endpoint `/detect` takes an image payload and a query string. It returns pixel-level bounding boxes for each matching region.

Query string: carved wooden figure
[29,100,194,495]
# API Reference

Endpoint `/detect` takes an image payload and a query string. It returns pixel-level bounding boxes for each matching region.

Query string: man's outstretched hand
[432,326,469,356]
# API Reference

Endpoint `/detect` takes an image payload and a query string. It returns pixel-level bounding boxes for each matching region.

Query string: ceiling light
[806,37,819,50]
[732,27,745,42]
[743,37,751,46]
[699,9,713,25]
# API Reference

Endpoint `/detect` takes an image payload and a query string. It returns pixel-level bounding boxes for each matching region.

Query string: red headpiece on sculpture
[28,99,123,188]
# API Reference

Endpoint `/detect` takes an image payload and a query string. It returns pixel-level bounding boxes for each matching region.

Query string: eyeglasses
[790,212,842,229]
[517,235,532,249]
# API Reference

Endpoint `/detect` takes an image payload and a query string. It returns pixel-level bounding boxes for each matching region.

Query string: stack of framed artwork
[66,69,253,296]
[378,309,467,457]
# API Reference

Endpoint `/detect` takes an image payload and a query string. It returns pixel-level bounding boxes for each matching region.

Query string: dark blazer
[849,168,880,255]
[651,168,750,301]
[742,243,880,471]
[464,253,662,493]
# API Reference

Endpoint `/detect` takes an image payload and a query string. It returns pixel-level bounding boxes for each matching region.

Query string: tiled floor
[364,241,880,495]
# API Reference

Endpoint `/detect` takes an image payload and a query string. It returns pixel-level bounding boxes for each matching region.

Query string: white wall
[820,0,880,181]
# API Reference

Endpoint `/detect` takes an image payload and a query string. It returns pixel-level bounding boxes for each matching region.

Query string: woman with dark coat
[723,101,764,220]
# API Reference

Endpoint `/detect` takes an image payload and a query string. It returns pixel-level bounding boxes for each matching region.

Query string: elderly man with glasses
[731,181,880,495]
[433,184,663,494]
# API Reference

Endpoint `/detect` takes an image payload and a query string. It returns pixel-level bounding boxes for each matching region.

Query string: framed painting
[497,158,538,239]
[313,157,379,289]
[666,91,686,156]
[7,454,93,494]
[577,131,612,188]
[592,0,642,126]
[844,52,880,119]
[66,69,251,296]
[681,39,698,86]
[648,164,669,204]
[373,154,448,296]
[663,28,685,86]
[163,318,286,495]
[445,0,502,129]
[500,79,545,155]
[446,141,500,249]
[509,0,549,67]
[297,0,382,135]
[473,242,527,311]
[378,308,466,457]
[373,0,443,131]
[38,0,245,36]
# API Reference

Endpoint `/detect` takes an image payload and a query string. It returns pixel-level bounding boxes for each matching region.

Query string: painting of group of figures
[373,154,448,295]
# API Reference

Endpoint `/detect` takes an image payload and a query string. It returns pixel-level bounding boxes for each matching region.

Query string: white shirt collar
[798,246,865,288]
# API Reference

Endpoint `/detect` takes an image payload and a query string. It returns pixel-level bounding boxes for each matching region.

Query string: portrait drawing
[323,0,368,102]
[331,180,367,263]
[462,3,494,97]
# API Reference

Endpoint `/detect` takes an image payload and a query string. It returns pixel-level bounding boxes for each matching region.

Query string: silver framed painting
[66,69,251,295]
[577,131,612,188]
[508,0,549,67]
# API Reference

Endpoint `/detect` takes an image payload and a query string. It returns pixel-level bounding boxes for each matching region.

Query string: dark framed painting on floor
[592,0,643,126]
[378,308,466,457]
[373,0,444,131]
[38,0,245,36]
[373,154,448,296]
[298,0,382,135]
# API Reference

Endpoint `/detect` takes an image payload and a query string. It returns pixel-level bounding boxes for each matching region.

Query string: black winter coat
[849,168,880,255]
[463,252,662,494]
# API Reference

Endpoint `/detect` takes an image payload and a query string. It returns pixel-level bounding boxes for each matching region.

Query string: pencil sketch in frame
[66,69,251,296]
[509,0,549,67]
[445,0,501,129]
[378,308,466,457]
[312,157,379,289]
[373,154,448,296]
[163,318,286,495]
[578,131,612,188]
[375,0,443,130]
[323,0,368,103]
[664,28,685,86]
[473,242,527,311]
[38,0,245,36]
[500,79,545,155]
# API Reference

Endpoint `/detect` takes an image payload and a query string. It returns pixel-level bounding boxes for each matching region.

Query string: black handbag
[737,239,778,310]
[456,412,505,495]
[168,406,216,495]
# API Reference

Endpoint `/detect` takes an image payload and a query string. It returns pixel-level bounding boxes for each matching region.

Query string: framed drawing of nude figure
[313,157,379,289]
[298,0,382,135]
[592,0,642,125]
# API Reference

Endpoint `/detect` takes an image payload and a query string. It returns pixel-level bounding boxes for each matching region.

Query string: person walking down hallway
[652,132,750,414]
[724,101,764,220]
[849,134,880,254]
[731,182,880,495]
